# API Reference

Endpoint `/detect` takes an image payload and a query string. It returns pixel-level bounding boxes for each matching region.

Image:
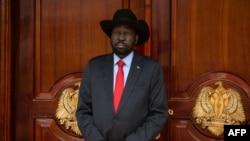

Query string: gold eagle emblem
[55,81,82,136]
[192,81,246,136]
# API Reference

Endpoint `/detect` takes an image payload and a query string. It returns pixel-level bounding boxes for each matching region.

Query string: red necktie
[114,60,125,112]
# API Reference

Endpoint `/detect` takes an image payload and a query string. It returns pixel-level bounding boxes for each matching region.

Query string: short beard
[112,47,133,58]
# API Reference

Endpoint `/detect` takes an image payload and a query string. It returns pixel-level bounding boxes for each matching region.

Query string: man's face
[111,24,138,58]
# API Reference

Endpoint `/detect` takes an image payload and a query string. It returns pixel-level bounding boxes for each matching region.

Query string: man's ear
[135,35,139,44]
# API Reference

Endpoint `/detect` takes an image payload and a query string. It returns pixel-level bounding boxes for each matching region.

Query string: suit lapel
[116,53,144,113]
[102,54,114,112]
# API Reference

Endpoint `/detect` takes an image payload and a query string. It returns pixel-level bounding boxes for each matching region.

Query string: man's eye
[112,31,133,36]
[112,31,120,35]
[124,32,132,35]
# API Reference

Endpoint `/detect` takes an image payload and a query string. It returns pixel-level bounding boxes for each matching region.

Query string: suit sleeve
[76,62,105,141]
[125,62,168,141]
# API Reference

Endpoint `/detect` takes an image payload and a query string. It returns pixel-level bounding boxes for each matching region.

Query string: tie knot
[117,60,125,67]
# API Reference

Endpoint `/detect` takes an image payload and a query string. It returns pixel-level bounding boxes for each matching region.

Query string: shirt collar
[114,51,134,66]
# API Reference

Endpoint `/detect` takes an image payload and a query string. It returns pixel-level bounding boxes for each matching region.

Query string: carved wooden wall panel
[171,0,250,93]
[10,0,250,140]
[35,0,119,98]
[12,0,155,141]
[35,119,83,141]
[169,120,213,141]
[169,0,250,140]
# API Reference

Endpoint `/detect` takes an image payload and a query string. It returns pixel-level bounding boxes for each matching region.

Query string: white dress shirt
[113,51,134,91]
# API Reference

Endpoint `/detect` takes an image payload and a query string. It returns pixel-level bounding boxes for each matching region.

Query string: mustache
[114,42,127,47]
[115,41,125,45]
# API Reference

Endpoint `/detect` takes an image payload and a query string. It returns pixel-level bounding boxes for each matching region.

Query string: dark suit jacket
[76,52,168,141]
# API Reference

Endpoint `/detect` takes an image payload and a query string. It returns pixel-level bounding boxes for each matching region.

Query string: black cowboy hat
[100,9,150,46]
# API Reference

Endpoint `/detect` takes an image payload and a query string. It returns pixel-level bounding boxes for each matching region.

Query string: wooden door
[11,0,169,140]
[10,0,250,141]
[168,0,250,141]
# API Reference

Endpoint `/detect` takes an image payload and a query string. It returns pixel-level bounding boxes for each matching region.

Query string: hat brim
[100,20,150,46]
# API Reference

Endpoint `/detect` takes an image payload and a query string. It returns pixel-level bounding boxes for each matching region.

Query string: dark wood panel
[171,0,250,94]
[130,0,149,55]
[0,0,11,140]
[12,0,35,140]
[169,119,224,141]
[169,0,250,140]
[36,0,121,93]
[35,119,84,141]
[227,0,250,80]
[151,1,171,141]
[172,0,225,93]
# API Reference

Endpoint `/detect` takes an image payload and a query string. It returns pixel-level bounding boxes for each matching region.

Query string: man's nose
[118,33,126,40]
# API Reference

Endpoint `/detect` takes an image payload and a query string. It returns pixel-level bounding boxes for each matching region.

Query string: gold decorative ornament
[192,81,246,136]
[168,109,174,115]
[55,81,82,136]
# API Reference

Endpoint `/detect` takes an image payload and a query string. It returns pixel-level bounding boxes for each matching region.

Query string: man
[76,9,168,141]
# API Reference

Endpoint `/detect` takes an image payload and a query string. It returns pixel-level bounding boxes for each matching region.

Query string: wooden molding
[0,0,11,140]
